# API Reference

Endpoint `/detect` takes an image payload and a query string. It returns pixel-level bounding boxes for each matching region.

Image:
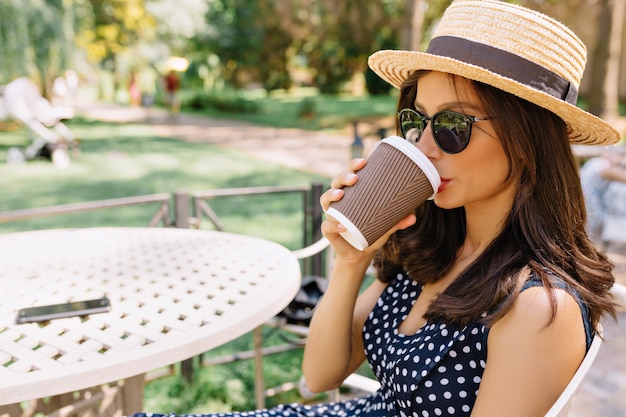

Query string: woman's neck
[462,183,516,260]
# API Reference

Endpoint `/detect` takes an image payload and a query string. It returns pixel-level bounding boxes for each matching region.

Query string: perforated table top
[0,227,301,404]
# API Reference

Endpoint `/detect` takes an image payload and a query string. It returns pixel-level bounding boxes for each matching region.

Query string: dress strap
[522,274,593,350]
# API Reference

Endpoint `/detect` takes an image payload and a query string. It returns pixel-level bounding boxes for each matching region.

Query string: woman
[132,1,619,416]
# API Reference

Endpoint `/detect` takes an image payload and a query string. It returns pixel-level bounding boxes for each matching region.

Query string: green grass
[0,117,328,248]
[143,331,312,413]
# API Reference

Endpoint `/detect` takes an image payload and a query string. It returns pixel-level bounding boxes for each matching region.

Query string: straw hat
[368,0,621,146]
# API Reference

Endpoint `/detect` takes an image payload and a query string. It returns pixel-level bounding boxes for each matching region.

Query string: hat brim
[369,50,621,147]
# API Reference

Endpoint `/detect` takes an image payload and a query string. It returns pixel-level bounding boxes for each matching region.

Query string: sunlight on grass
[0,119,328,249]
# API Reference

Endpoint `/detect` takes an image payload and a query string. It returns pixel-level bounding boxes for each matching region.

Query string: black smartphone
[15,297,112,324]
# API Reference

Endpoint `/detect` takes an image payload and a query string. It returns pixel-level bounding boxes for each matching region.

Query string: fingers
[320,215,369,260]
[322,158,366,211]
[320,214,345,237]
[320,188,343,213]
[329,172,356,190]
[331,158,366,188]
[349,157,367,173]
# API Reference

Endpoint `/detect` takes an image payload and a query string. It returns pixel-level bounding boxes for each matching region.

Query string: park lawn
[0,118,328,249]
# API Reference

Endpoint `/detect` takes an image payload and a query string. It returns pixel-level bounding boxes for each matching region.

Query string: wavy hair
[373,71,616,331]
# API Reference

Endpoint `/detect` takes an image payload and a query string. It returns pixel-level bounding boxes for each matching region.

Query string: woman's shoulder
[476,273,589,416]
[487,273,587,368]
[516,281,582,325]
[491,270,587,348]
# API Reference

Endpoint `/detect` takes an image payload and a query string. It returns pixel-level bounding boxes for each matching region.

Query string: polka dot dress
[131,272,591,417]
[361,273,487,416]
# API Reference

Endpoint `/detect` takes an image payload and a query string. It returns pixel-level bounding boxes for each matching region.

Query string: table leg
[0,403,23,417]
[254,326,265,409]
[121,373,146,415]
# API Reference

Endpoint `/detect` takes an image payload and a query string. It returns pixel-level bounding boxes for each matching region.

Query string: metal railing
[0,193,172,227]
[187,182,326,277]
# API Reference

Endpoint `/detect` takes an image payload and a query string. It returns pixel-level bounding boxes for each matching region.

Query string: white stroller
[2,77,78,168]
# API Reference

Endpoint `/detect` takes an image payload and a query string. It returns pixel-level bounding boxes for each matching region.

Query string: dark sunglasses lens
[399,111,425,144]
[433,112,470,153]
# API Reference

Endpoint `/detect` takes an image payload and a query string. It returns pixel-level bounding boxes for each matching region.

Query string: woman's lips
[438,178,451,193]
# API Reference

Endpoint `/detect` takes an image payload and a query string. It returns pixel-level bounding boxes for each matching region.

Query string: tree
[75,0,155,95]
[198,0,408,94]
[0,0,74,97]
[0,0,30,84]
[522,0,624,126]
[145,0,208,50]
[29,0,74,97]
[78,0,154,62]
[401,0,426,51]
[257,1,293,91]
[588,0,625,121]
[297,0,406,94]
[199,0,265,88]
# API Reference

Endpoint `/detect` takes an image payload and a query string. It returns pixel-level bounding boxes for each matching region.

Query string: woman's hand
[320,158,417,262]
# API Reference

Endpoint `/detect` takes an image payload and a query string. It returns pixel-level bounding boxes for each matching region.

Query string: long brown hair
[374,70,616,330]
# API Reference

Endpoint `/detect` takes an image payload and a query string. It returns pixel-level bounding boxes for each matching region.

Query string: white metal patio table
[0,227,301,414]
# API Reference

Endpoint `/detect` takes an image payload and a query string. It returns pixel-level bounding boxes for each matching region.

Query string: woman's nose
[416,123,441,158]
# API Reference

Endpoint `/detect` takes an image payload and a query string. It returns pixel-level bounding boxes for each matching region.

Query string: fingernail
[331,189,342,197]
[346,173,357,181]
[337,223,346,231]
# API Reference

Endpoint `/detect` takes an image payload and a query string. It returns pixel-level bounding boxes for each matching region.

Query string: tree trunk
[587,0,611,116]
[401,0,427,51]
[603,0,625,121]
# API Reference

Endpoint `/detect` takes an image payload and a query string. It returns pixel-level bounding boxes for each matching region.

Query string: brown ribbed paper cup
[326,136,440,250]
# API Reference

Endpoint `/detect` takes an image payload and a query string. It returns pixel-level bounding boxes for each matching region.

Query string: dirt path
[75,102,380,178]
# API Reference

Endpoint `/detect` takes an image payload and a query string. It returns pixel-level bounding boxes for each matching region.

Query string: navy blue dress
[132,272,592,417]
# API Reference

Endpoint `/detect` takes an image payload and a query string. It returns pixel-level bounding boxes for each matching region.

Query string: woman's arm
[471,287,587,416]
[302,158,416,393]
[302,264,386,392]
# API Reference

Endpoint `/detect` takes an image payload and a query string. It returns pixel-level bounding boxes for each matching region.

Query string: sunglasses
[398,108,493,154]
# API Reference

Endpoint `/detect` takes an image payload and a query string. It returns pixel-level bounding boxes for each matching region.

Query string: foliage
[303,0,400,94]
[297,96,318,119]
[194,0,295,91]
[144,330,308,413]
[292,0,405,94]
[77,0,155,64]
[0,0,158,99]
[364,31,399,96]
[29,0,72,96]
[184,89,261,113]
[195,0,407,94]
[145,0,209,48]
[0,0,30,84]
[0,0,73,96]
[1,0,623,112]
[256,1,293,91]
